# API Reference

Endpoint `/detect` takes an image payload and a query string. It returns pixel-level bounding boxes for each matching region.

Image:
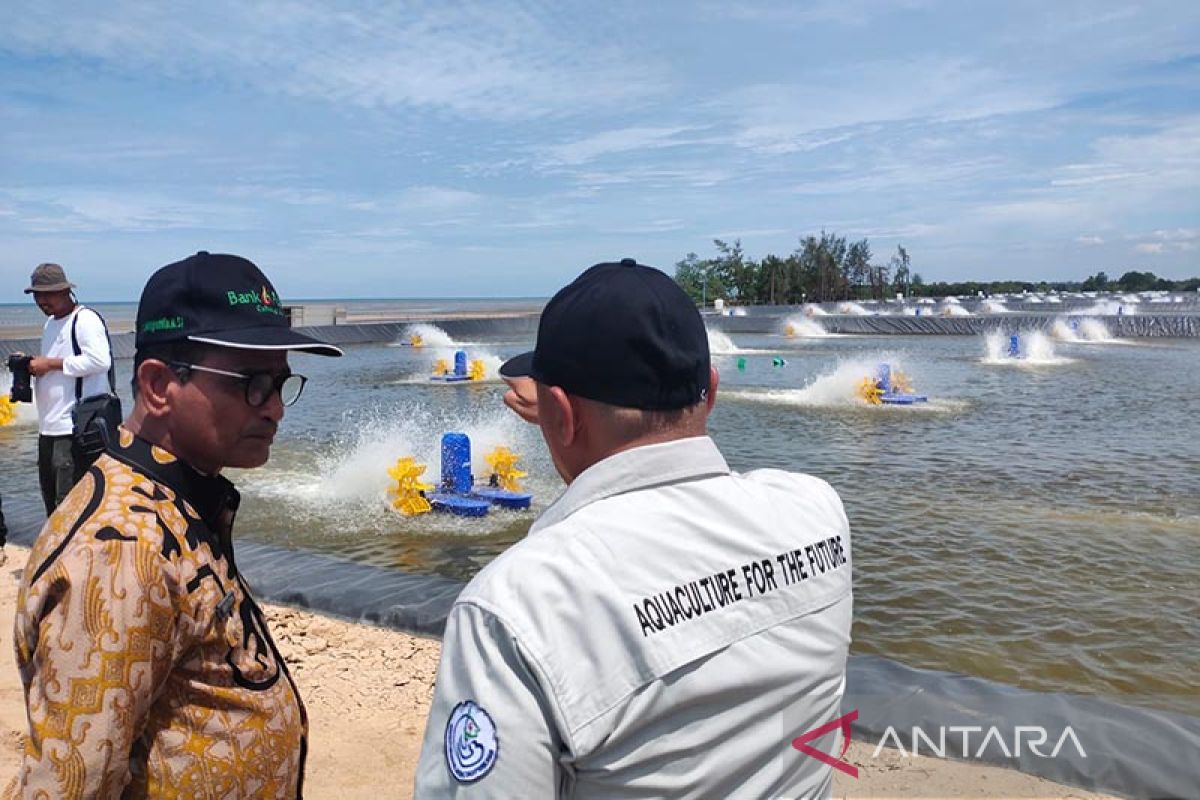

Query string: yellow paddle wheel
[0,396,16,427]
[484,446,527,492]
[857,377,884,405]
[387,457,434,515]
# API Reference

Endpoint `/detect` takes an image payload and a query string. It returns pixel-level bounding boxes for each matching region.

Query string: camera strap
[70,306,118,402]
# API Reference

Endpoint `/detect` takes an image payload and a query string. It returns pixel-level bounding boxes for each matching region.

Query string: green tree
[845,239,872,300]
[1116,270,1158,292]
[674,253,723,305]
[1081,271,1109,291]
[711,239,758,303]
[891,245,911,296]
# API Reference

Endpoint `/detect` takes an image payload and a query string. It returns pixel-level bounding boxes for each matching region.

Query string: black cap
[499,259,709,410]
[135,252,342,356]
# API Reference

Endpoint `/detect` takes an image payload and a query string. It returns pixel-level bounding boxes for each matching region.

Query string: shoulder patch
[444,700,499,783]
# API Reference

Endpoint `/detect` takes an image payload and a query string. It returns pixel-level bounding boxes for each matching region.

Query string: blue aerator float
[423,433,533,517]
[858,364,928,405]
[430,350,486,382]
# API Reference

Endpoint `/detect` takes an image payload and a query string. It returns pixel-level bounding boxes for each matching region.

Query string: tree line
[672,234,1200,305]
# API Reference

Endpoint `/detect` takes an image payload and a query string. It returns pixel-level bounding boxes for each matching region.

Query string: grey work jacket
[416,436,853,799]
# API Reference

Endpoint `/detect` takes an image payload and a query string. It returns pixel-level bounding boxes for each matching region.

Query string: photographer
[22,263,113,514]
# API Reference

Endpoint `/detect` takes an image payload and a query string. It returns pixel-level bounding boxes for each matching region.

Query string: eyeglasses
[170,362,308,407]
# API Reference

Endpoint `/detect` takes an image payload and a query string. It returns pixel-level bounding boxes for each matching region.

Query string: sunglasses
[169,362,308,407]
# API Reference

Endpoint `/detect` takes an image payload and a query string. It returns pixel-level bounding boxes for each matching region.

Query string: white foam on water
[395,323,457,348]
[837,302,870,316]
[1077,318,1115,341]
[706,328,741,354]
[979,300,1011,314]
[0,373,39,427]
[940,304,972,317]
[982,331,1074,365]
[1068,300,1133,316]
[723,355,962,412]
[803,304,829,316]
[781,316,831,338]
[236,402,545,534]
[1051,320,1082,342]
[1052,318,1131,345]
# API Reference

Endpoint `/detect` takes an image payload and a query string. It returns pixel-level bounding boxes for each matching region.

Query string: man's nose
[261,387,286,422]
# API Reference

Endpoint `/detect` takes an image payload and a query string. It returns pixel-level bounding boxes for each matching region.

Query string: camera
[6,353,33,403]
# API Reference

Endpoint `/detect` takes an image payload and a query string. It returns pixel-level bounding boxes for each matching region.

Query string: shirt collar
[107,427,240,532]
[529,435,730,534]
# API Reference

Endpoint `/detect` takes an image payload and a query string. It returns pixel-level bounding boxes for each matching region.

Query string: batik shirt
[7,428,307,799]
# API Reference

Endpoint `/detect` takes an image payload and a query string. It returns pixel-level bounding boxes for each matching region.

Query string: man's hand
[28,357,63,377]
[502,377,539,425]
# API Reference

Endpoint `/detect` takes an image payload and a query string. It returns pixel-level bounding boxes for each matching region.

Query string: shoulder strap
[70,306,117,400]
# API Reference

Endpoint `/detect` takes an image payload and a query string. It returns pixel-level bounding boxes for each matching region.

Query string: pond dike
[3,491,1197,798]
[2,309,1197,359]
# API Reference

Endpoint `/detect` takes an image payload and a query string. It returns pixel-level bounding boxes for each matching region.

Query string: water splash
[723,356,963,412]
[397,323,457,348]
[979,300,1011,314]
[1052,318,1118,343]
[707,328,741,354]
[1068,301,1133,316]
[235,403,549,534]
[940,303,972,317]
[803,304,829,316]
[838,302,870,316]
[0,373,39,427]
[782,316,830,338]
[982,331,1073,365]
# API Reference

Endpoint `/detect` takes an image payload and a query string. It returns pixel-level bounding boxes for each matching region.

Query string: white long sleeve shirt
[34,306,113,435]
[416,436,853,799]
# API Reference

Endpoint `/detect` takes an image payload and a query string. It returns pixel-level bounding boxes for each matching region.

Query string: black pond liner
[6,501,1198,799]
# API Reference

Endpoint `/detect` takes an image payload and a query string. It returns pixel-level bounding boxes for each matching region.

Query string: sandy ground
[0,544,1111,799]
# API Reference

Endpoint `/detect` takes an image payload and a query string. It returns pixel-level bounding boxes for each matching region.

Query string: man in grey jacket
[416,259,853,798]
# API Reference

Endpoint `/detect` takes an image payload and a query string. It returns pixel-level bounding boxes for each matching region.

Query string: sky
[1,0,1198,301]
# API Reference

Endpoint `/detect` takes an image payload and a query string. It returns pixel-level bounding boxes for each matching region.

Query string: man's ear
[705,366,719,413]
[136,359,178,418]
[543,385,580,448]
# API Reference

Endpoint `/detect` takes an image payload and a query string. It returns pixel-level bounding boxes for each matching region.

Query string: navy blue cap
[500,259,709,410]
[135,251,342,356]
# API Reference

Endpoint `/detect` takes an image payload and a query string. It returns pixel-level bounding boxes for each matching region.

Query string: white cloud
[1135,243,1165,254]
[3,189,251,233]
[540,126,696,166]
[1076,235,1105,245]
[395,187,483,212]
[722,56,1061,154]
[1,1,670,120]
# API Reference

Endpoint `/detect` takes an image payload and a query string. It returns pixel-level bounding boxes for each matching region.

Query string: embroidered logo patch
[444,700,499,783]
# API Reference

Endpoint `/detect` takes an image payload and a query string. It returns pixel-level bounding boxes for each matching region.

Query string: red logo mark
[791,709,859,778]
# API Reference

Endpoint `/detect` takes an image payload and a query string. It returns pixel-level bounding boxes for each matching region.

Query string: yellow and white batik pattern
[5,429,307,799]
